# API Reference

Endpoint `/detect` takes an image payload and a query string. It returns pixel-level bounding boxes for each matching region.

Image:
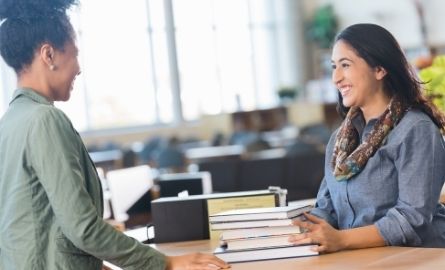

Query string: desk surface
[150,240,445,270]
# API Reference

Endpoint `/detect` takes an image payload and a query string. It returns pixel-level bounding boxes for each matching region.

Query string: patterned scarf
[332,98,407,181]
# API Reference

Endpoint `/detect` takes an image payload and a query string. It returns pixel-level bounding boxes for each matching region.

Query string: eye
[331,64,337,70]
[341,63,350,68]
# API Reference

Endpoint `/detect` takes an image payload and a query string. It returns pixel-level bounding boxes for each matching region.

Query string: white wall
[422,0,445,47]
[332,0,423,49]
[303,0,445,50]
[274,0,308,86]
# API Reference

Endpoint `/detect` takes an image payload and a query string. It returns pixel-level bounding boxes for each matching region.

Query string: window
[54,0,298,131]
[58,0,170,131]
[0,58,16,117]
[173,0,285,121]
[0,78,4,116]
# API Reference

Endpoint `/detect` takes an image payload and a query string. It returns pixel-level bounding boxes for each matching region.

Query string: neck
[17,71,53,102]
[361,95,391,123]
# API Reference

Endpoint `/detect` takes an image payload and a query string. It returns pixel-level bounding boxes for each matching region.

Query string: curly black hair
[0,0,79,73]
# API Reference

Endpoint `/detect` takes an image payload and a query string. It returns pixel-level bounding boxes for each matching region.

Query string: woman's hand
[166,253,230,270]
[289,213,345,254]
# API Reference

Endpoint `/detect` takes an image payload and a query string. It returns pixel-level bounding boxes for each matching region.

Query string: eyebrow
[331,57,353,63]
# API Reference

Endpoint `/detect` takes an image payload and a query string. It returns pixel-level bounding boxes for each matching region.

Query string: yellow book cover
[207,194,277,239]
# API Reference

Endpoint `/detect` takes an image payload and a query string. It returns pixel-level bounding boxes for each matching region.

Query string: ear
[374,66,387,80]
[40,43,56,71]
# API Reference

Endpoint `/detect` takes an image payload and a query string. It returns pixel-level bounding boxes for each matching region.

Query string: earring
[50,65,55,71]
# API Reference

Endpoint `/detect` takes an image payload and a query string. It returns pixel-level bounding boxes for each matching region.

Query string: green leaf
[419,55,445,111]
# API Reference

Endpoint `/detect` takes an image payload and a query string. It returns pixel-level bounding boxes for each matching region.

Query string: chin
[342,97,355,108]
[342,100,352,108]
[60,93,71,102]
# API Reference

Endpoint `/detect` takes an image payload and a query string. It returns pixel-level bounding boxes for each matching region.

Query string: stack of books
[209,205,318,263]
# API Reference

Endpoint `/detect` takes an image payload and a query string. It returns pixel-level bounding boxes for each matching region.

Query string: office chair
[106,165,154,222]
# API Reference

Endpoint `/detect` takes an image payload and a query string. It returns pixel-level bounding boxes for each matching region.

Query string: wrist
[338,229,351,250]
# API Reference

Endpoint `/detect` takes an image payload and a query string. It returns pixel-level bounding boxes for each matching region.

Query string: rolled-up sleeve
[375,120,445,246]
[27,108,166,269]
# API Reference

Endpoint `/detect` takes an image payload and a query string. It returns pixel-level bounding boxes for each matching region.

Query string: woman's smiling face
[331,40,384,109]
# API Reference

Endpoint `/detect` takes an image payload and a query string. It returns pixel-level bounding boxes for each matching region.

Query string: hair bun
[0,0,78,21]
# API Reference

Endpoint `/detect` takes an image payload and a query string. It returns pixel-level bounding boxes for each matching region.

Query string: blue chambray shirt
[312,109,445,247]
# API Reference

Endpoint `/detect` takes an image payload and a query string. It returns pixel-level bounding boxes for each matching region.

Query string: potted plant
[277,86,300,104]
[306,4,338,49]
[419,55,445,111]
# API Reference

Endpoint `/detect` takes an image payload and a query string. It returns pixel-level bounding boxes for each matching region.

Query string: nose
[75,63,81,76]
[332,67,343,86]
[75,57,81,76]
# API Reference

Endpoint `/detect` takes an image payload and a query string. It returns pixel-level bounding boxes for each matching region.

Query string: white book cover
[210,216,302,230]
[224,234,296,251]
[214,244,318,263]
[209,205,313,223]
[221,226,302,241]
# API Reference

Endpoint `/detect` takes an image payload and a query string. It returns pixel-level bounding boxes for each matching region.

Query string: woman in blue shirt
[290,23,445,253]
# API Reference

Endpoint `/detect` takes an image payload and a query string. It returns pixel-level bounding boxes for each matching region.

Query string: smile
[338,85,352,97]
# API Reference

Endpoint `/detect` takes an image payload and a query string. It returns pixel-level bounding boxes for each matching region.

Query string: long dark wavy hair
[334,23,445,131]
[0,0,78,73]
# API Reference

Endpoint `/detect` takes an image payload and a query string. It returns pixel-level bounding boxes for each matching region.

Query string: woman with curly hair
[0,1,229,269]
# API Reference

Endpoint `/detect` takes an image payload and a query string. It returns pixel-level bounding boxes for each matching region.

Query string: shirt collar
[351,109,366,135]
[10,88,54,106]
[351,109,378,136]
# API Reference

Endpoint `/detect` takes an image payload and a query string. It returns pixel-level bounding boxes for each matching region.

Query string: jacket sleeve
[27,107,166,270]
[375,120,445,246]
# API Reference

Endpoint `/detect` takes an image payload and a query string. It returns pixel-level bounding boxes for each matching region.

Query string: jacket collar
[10,88,53,106]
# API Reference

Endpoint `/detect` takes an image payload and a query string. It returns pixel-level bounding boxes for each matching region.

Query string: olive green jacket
[0,89,166,269]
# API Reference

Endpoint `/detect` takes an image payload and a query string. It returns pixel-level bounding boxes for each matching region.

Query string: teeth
[339,85,351,96]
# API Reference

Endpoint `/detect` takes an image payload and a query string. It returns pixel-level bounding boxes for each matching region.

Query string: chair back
[106,165,154,222]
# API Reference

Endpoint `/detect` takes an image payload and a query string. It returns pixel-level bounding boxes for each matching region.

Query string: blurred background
[2,0,445,227]
[2,0,444,138]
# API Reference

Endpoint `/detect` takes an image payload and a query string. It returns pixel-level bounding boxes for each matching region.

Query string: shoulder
[389,109,442,144]
[398,109,434,127]
[33,105,71,125]
[30,105,75,136]
[394,109,440,136]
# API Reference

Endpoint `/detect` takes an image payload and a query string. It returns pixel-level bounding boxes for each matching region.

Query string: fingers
[189,263,229,270]
[166,253,231,270]
[303,213,324,223]
[195,253,230,269]
[288,233,317,246]
[293,214,326,233]
[293,219,315,231]
[312,244,327,254]
[288,233,307,242]
[309,243,330,255]
[200,253,230,268]
[289,236,314,246]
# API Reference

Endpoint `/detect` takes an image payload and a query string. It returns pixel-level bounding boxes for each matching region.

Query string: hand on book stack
[209,205,318,263]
